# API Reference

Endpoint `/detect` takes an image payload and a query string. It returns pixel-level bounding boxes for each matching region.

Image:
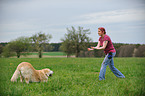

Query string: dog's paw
[11,79,17,82]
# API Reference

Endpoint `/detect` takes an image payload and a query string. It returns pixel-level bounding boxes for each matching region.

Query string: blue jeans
[99,52,125,80]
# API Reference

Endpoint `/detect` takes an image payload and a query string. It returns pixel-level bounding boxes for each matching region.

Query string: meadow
[0,57,144,96]
[19,52,67,58]
[26,52,67,56]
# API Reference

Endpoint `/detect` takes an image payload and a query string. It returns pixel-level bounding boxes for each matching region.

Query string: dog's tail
[11,68,20,82]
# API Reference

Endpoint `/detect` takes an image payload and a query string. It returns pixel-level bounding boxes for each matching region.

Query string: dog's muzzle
[49,71,53,77]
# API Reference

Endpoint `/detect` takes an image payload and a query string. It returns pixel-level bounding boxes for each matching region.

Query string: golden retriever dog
[11,62,53,84]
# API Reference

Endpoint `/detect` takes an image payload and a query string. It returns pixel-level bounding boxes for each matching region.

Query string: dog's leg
[20,75,24,82]
[25,77,29,84]
[40,76,48,82]
[11,69,20,82]
[44,80,48,82]
[42,79,48,82]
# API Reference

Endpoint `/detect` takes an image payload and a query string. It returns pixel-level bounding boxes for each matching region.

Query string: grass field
[13,52,68,58]
[26,52,67,56]
[0,57,145,96]
[18,52,68,58]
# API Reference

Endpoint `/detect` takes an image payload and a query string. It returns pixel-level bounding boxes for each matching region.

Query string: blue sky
[0,0,145,44]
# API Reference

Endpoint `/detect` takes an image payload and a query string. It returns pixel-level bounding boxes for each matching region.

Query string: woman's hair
[98,27,106,34]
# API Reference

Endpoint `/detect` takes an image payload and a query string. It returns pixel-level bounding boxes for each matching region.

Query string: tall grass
[0,58,144,96]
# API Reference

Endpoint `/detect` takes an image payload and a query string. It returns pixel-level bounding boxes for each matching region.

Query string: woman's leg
[99,55,111,80]
[109,53,125,78]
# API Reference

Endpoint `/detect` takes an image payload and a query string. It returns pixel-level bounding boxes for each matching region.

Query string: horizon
[0,41,144,45]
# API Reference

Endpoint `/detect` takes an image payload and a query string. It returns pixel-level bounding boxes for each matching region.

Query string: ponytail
[104,31,106,34]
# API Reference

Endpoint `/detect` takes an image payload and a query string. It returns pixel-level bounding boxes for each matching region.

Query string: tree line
[78,43,145,57]
[0,26,145,58]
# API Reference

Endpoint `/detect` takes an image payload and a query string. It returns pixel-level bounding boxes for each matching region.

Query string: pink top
[99,35,116,54]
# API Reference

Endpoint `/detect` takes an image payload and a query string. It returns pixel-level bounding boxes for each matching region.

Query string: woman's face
[98,29,103,36]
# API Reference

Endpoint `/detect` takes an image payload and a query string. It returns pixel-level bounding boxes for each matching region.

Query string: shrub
[118,45,136,57]
[135,45,145,57]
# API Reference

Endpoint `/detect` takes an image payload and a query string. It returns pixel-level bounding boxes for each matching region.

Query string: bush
[118,45,136,57]
[94,50,104,57]
[2,44,16,57]
[135,45,145,57]
[78,50,105,57]
[78,51,94,57]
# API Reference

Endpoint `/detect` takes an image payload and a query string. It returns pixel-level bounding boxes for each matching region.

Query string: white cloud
[74,9,145,25]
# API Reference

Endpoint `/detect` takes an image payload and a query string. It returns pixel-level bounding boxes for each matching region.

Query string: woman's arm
[92,41,108,50]
[88,41,100,51]
[96,41,100,49]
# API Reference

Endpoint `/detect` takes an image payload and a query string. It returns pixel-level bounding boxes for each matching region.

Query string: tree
[60,39,74,57]
[2,44,15,57]
[61,26,92,57]
[3,37,31,58]
[30,32,52,58]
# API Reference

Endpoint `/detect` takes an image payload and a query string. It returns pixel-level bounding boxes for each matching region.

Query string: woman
[88,27,125,81]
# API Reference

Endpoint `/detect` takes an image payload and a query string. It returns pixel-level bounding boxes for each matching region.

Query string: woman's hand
[88,48,94,51]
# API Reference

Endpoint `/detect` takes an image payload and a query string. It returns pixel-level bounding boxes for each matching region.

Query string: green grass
[22,52,66,56]
[0,58,145,96]
[43,52,66,56]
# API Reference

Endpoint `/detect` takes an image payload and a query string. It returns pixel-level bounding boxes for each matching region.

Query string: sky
[0,0,145,44]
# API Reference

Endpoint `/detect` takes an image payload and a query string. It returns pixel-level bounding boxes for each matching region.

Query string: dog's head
[42,68,53,77]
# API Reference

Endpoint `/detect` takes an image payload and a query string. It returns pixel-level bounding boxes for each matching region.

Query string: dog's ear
[42,69,50,74]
